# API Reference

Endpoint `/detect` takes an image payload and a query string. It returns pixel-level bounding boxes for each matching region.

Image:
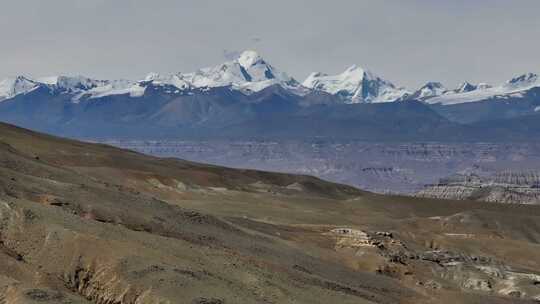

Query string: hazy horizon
[2,0,539,88]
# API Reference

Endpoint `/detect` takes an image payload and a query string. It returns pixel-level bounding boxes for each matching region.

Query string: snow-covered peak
[302,65,408,103]
[303,65,367,94]
[454,82,477,93]
[179,50,298,93]
[142,73,191,91]
[422,82,446,92]
[186,61,249,88]
[38,75,106,93]
[73,79,145,102]
[344,64,372,77]
[236,49,294,84]
[412,82,447,100]
[505,73,538,88]
[143,72,161,82]
[0,76,40,101]
[424,73,540,106]
[237,50,263,69]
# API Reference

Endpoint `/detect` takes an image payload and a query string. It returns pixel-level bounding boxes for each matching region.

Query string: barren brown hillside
[0,122,539,304]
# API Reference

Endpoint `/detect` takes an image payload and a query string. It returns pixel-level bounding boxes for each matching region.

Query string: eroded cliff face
[416,171,540,204]
[325,225,540,300]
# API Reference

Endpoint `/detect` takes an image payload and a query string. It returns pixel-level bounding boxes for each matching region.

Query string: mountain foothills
[0,50,539,141]
[2,122,540,303]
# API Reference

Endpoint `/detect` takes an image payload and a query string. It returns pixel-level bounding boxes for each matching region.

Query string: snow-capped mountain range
[423,73,540,105]
[302,65,409,103]
[0,76,40,101]
[1,50,539,107]
[0,50,301,103]
[0,49,539,142]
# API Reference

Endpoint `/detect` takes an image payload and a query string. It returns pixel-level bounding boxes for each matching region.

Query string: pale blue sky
[1,0,539,89]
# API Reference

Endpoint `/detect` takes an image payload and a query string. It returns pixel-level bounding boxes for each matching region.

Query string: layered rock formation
[416,172,540,204]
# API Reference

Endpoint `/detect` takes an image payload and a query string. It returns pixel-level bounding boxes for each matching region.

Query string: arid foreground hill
[0,122,539,304]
